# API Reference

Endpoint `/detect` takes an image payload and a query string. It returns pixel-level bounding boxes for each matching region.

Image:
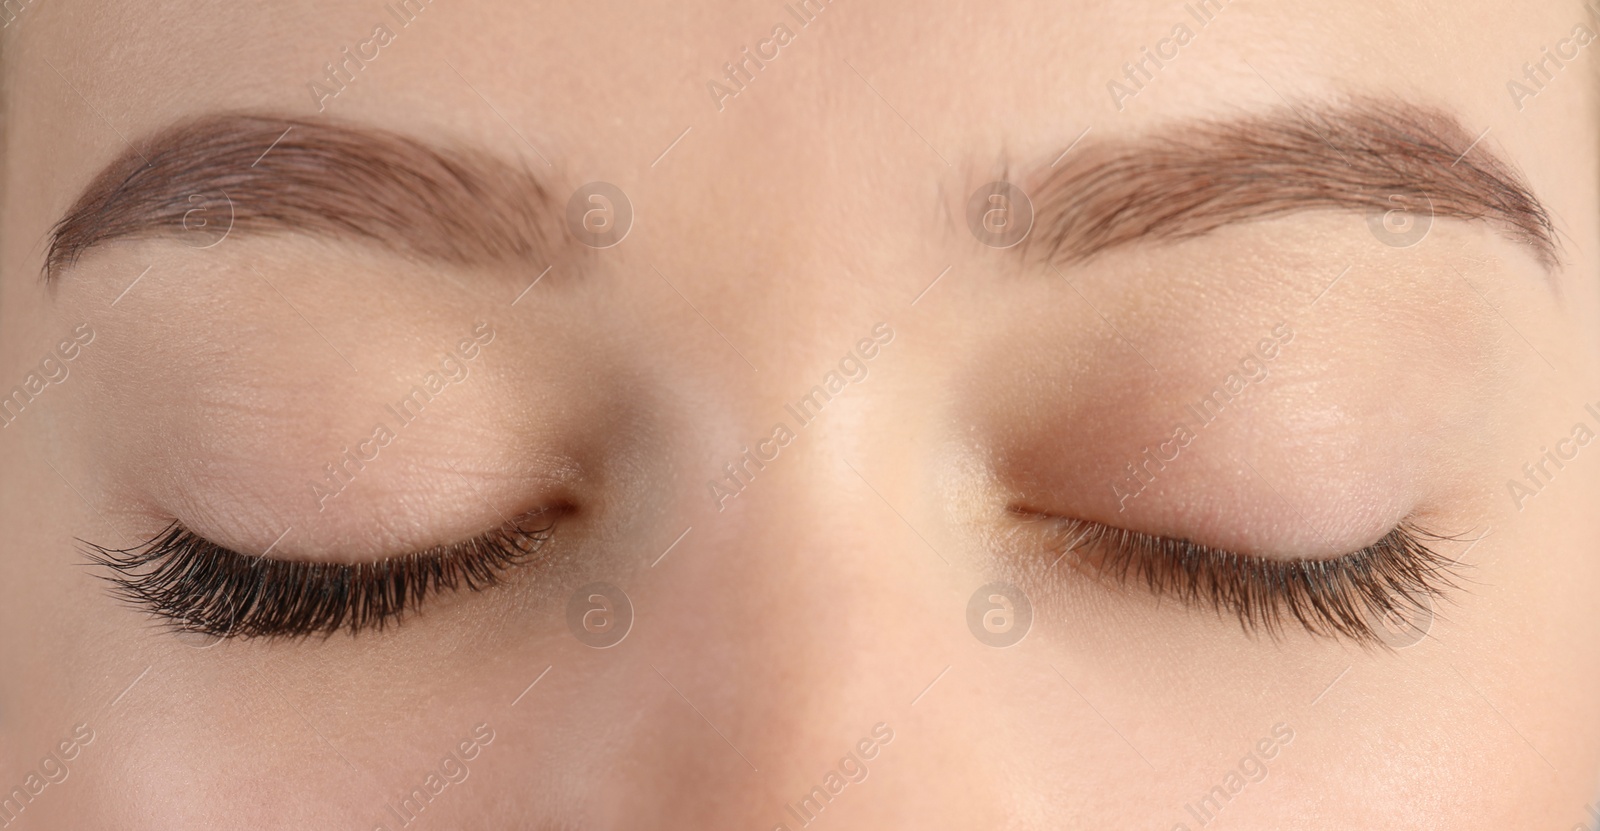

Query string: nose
[609,349,1012,828]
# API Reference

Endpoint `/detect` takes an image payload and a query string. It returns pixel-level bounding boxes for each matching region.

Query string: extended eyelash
[1042,519,1467,647]
[83,513,556,640]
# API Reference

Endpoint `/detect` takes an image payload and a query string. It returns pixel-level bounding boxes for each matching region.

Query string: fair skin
[3,0,1599,828]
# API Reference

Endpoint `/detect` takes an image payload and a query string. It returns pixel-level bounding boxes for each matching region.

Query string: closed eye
[83,509,561,640]
[1021,514,1469,647]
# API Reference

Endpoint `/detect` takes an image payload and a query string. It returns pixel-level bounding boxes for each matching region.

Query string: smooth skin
[2,0,1599,828]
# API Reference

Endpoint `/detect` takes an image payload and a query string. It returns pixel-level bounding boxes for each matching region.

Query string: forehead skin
[3,1,1600,829]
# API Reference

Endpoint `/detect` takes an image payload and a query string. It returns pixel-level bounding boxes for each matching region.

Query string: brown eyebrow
[1028,98,1559,269]
[45,114,558,281]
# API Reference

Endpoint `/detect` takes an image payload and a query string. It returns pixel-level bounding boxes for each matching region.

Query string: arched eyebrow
[44,114,559,282]
[1028,98,1559,270]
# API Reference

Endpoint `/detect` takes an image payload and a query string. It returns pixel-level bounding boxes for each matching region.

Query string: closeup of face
[3,0,1600,828]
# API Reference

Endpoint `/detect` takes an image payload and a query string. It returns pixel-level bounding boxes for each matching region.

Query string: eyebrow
[45,114,557,281]
[1029,98,1558,269]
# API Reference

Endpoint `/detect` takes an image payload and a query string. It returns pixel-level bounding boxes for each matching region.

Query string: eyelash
[1037,517,1466,646]
[83,513,557,640]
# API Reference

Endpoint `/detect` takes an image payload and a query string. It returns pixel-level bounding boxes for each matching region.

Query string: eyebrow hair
[45,114,557,281]
[1029,97,1559,269]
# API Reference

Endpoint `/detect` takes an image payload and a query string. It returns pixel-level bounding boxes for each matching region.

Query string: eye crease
[1021,515,1466,647]
[83,510,561,640]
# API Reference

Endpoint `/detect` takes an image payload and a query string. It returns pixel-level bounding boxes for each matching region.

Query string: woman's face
[3,0,1599,827]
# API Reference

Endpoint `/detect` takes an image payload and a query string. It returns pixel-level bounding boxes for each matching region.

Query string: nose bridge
[649,404,1036,826]
[682,419,938,693]
[631,257,1027,794]
[638,443,944,817]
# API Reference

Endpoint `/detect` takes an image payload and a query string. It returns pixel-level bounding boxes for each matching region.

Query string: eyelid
[1029,514,1467,646]
[84,509,560,640]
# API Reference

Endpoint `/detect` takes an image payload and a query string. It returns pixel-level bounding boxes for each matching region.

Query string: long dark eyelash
[1043,519,1467,647]
[83,513,557,640]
